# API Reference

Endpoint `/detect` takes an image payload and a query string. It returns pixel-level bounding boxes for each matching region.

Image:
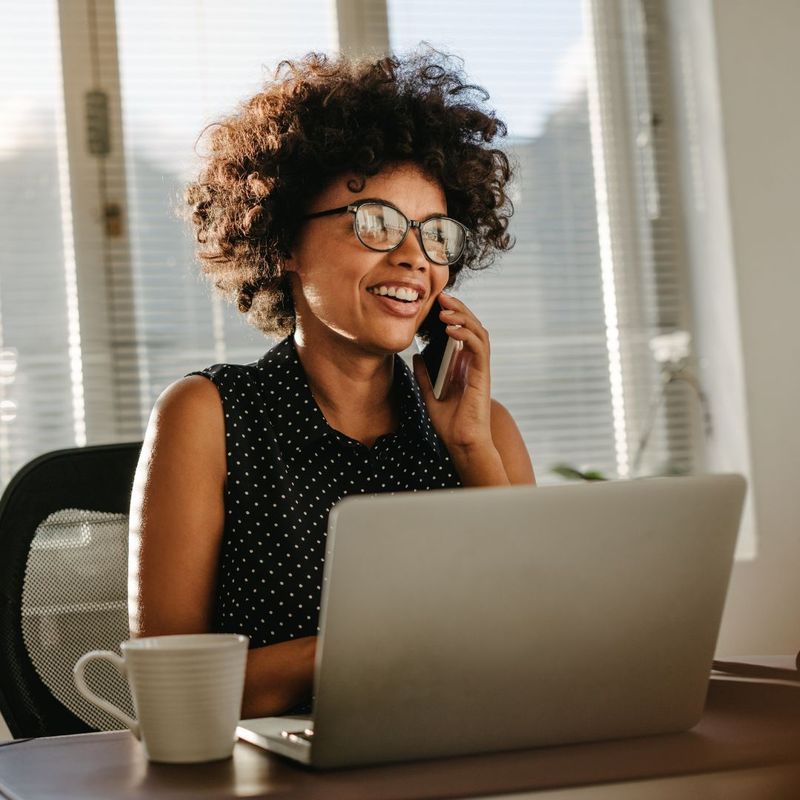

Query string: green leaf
[551,463,608,482]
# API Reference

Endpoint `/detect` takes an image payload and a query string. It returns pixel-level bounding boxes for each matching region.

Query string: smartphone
[415,296,463,400]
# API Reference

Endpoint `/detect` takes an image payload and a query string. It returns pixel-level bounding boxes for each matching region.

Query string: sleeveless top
[185,332,463,651]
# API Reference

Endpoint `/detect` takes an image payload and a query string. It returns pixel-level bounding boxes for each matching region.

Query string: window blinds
[0,1,75,487]
[388,0,698,481]
[0,0,698,492]
[113,0,338,435]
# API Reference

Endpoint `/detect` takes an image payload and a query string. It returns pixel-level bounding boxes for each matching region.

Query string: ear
[281,248,302,283]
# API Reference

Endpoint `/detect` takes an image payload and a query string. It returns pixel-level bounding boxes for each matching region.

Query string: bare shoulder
[139,374,227,487]
[152,375,224,436]
[154,374,222,419]
[490,398,536,485]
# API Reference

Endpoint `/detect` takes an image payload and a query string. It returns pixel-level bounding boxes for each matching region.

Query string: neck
[291,327,396,422]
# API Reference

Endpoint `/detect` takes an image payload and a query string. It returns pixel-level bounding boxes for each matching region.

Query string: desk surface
[1,677,799,800]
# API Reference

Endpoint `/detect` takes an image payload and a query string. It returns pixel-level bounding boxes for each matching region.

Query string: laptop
[236,474,746,769]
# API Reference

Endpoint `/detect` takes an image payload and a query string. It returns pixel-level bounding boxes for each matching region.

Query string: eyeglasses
[301,199,468,266]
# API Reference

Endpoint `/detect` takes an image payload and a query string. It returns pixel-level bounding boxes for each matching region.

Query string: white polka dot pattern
[184,333,462,653]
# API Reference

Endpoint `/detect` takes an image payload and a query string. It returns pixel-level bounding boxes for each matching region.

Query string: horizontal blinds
[588,0,698,478]
[111,0,338,433]
[388,0,696,481]
[0,0,698,492]
[625,0,698,476]
[0,0,76,488]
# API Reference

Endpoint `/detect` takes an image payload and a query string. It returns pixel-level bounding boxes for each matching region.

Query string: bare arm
[128,375,316,717]
[450,398,536,487]
[489,398,536,485]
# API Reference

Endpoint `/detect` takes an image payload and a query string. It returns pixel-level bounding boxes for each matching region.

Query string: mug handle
[73,650,140,739]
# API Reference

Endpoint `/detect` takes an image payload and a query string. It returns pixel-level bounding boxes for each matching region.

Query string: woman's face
[284,162,452,356]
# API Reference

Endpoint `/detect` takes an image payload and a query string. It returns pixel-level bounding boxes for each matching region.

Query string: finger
[437,292,464,308]
[438,295,471,319]
[440,308,479,332]
[438,350,465,401]
[438,293,478,319]
[453,349,472,387]
[445,324,490,375]
[440,307,488,345]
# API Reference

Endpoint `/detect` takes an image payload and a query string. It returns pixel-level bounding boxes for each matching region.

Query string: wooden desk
[1,677,799,799]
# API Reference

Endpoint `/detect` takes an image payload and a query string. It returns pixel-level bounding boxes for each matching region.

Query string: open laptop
[236,474,746,769]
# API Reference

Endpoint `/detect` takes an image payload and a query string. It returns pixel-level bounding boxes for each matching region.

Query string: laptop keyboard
[281,727,314,743]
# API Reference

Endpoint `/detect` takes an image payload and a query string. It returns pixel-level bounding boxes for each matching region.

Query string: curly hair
[184,44,515,339]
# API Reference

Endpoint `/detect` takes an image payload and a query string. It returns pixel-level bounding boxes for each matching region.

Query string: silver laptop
[236,474,746,769]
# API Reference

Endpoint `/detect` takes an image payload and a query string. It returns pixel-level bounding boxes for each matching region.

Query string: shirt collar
[255,333,441,456]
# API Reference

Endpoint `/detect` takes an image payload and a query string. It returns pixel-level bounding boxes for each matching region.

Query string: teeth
[369,286,420,302]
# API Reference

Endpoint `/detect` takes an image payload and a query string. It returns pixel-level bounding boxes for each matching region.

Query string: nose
[388,225,429,272]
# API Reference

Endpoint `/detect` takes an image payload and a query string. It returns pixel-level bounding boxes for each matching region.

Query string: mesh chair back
[0,442,142,738]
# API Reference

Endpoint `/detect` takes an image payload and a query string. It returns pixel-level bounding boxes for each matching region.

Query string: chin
[385,338,417,356]
[369,330,417,356]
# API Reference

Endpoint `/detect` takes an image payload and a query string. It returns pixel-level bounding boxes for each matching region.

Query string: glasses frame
[301,198,468,266]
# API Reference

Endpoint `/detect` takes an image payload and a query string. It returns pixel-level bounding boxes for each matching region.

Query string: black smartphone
[415,296,463,400]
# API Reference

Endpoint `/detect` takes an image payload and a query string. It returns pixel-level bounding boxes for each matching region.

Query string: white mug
[73,633,248,763]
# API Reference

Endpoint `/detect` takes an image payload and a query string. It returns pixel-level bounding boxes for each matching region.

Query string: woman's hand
[412,292,494,454]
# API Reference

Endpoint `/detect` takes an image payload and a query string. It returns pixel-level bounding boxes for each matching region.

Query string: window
[389,0,698,482]
[0,0,699,490]
[0,0,75,486]
[114,0,338,436]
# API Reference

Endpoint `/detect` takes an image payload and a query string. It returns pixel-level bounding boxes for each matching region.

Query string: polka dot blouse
[185,332,463,652]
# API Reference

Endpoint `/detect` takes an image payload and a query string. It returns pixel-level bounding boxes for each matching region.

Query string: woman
[128,47,535,719]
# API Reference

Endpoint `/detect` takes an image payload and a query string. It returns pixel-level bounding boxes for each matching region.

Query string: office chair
[0,442,142,738]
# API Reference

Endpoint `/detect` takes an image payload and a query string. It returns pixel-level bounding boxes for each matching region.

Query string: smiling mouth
[367,291,423,316]
[375,295,418,305]
[367,286,422,304]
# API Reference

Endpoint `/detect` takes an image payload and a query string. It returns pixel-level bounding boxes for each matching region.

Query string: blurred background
[0,0,797,669]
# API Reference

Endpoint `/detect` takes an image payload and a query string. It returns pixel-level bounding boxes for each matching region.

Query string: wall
[668,0,800,654]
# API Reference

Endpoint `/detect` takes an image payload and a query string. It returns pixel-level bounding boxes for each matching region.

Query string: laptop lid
[308,474,746,768]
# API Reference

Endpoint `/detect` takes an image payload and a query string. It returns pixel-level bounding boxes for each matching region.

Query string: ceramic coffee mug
[73,633,248,763]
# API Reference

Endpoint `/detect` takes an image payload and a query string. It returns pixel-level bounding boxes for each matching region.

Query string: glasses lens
[354,203,406,250]
[420,218,466,265]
